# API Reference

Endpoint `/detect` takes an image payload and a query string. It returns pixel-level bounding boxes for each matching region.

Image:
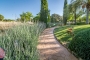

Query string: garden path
[37,27,78,60]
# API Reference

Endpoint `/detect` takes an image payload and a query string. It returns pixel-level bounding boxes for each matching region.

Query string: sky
[0,0,71,19]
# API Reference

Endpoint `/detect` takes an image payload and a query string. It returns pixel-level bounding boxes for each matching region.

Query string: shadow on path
[37,27,78,60]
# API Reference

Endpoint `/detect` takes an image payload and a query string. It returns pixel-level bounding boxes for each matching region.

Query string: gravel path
[37,27,78,60]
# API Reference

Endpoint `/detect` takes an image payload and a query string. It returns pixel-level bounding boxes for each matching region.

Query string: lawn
[54,25,90,46]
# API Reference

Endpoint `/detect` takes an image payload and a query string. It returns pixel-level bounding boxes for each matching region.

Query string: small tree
[20,12,33,22]
[40,0,49,27]
[51,13,62,23]
[33,13,40,22]
[0,14,4,21]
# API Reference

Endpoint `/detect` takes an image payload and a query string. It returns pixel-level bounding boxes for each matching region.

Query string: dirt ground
[37,27,78,60]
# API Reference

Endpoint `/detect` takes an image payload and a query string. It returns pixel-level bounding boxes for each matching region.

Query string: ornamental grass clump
[67,27,74,36]
[0,22,45,60]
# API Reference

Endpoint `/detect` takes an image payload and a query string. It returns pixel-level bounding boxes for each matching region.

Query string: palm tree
[69,0,81,24]
[71,0,90,24]
[82,0,90,24]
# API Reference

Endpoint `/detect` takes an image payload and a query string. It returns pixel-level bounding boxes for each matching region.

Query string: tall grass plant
[0,22,46,60]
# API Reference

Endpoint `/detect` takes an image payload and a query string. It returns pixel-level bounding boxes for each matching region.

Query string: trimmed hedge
[68,29,90,60]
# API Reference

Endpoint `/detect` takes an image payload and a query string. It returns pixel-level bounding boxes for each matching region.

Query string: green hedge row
[69,29,90,60]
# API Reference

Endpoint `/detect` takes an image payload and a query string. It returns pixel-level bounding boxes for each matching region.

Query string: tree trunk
[63,17,67,25]
[86,9,89,24]
[63,0,67,25]
[74,9,77,25]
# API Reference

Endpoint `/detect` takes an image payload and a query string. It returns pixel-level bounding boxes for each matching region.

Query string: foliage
[0,23,46,60]
[69,29,90,60]
[67,28,74,36]
[51,13,62,23]
[76,10,85,20]
[47,22,61,28]
[63,0,68,25]
[71,0,90,24]
[0,14,4,21]
[16,18,21,21]
[20,12,33,22]
[54,25,90,45]
[47,10,51,22]
[33,13,40,22]
[68,13,74,21]
[4,19,14,22]
[76,22,86,25]
[82,0,90,24]
[40,0,48,27]
[69,0,82,24]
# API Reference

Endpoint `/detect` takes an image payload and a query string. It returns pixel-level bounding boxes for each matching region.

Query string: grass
[0,22,45,60]
[54,25,90,46]
[0,22,22,32]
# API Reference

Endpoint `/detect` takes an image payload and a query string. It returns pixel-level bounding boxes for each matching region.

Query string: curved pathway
[37,27,78,60]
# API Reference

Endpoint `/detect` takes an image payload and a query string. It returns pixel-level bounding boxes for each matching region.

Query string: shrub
[68,29,90,60]
[67,28,74,36]
[0,23,45,60]
[76,22,86,25]
[47,22,61,27]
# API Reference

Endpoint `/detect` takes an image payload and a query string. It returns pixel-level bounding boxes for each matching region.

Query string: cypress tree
[63,0,68,25]
[40,0,48,27]
[48,10,51,22]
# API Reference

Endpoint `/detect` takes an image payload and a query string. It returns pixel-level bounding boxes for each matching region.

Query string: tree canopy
[20,12,33,22]
[0,14,4,21]
[51,13,62,23]
[33,13,40,22]
[70,0,90,24]
[40,0,49,27]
